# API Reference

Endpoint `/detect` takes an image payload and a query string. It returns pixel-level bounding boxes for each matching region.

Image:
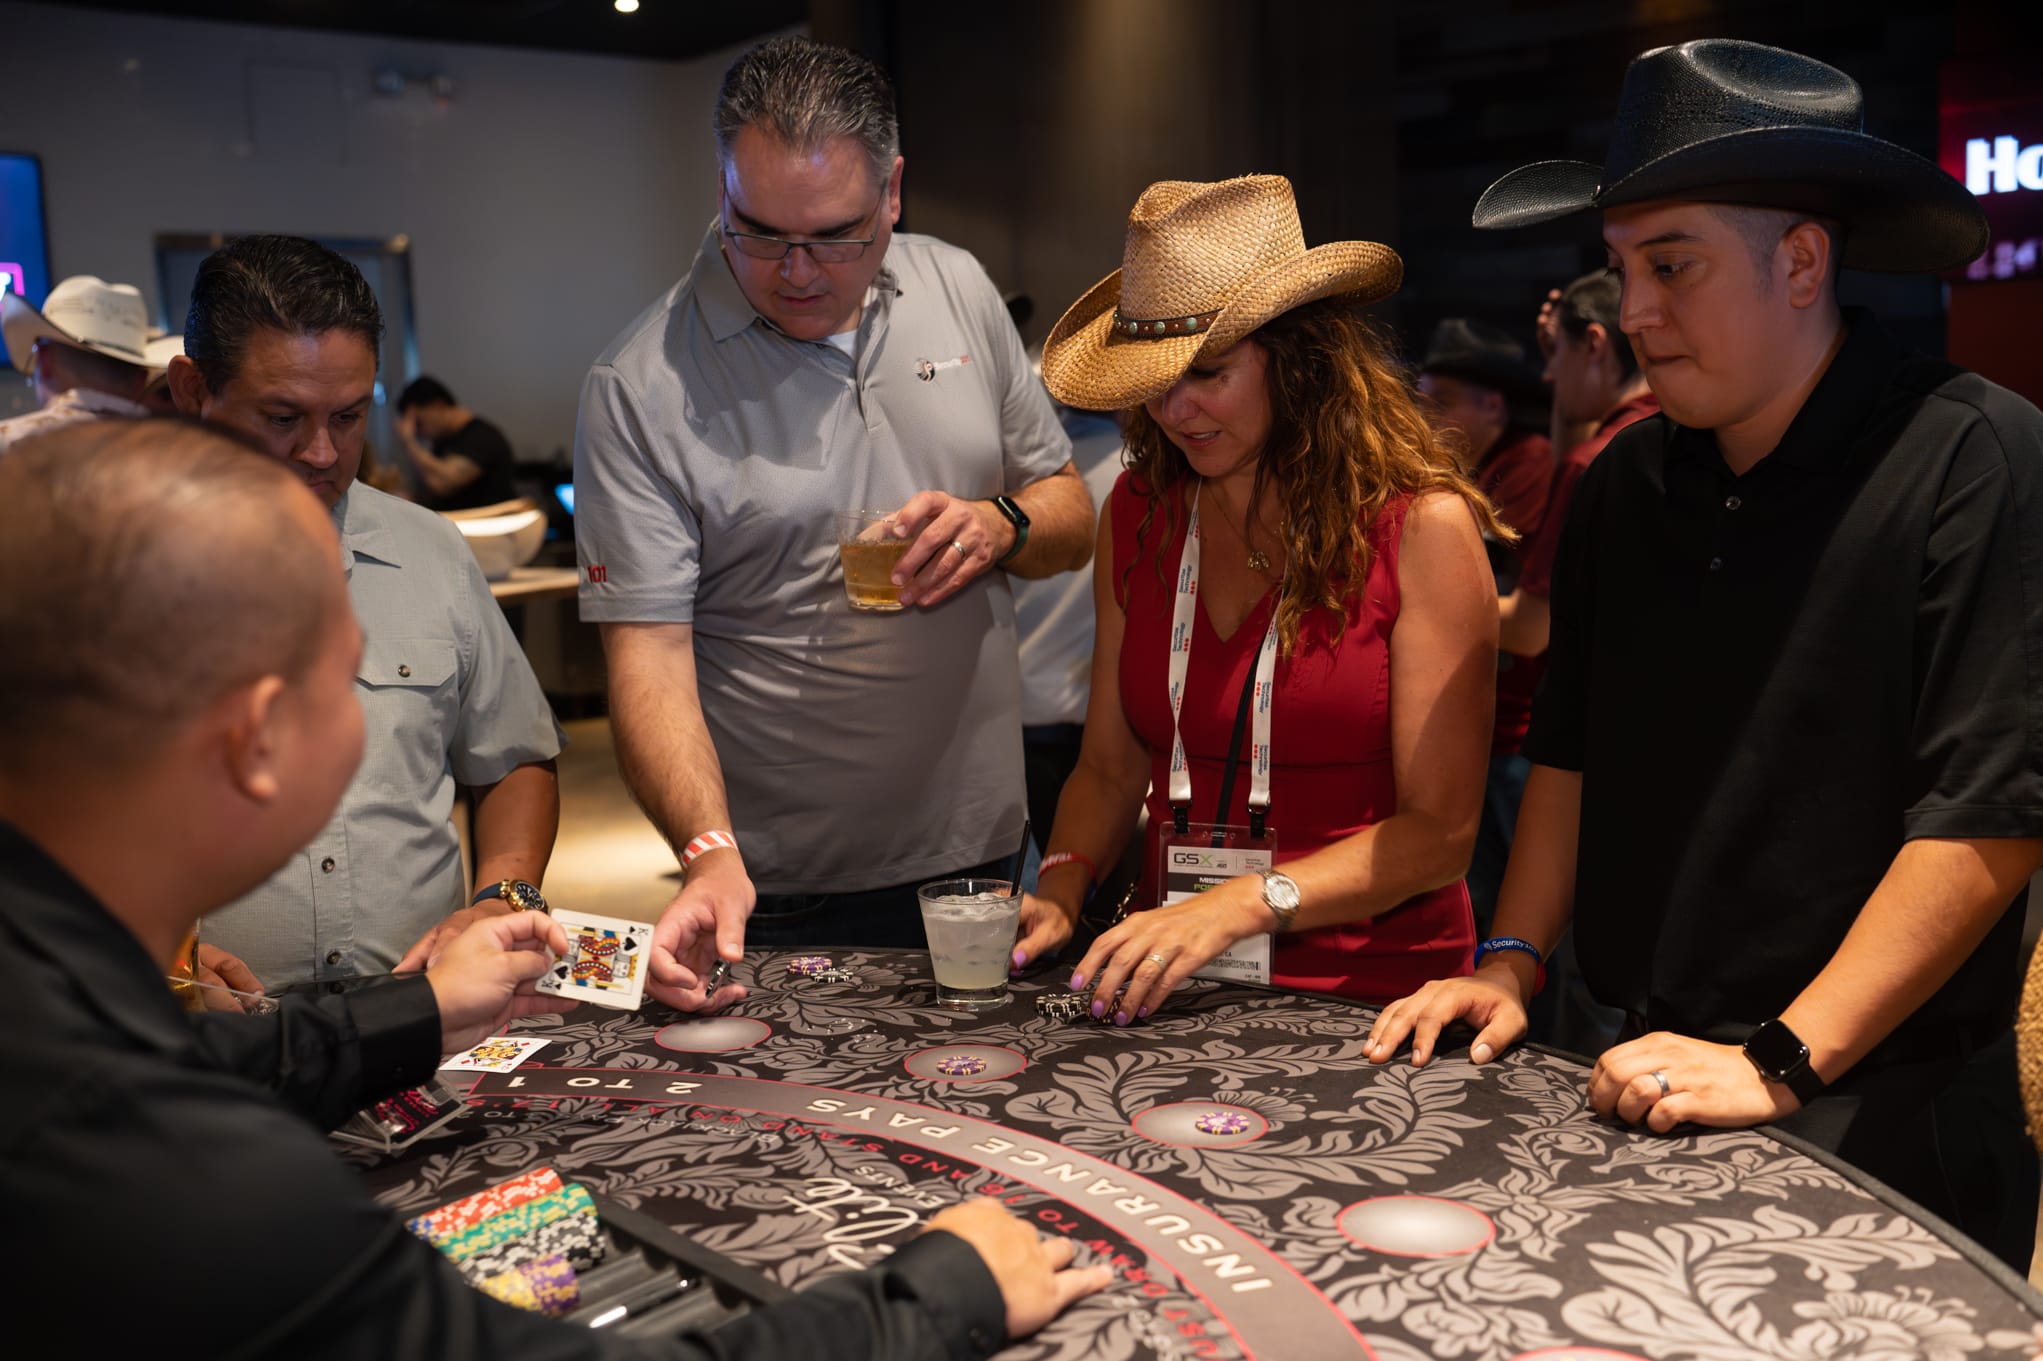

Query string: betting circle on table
[358,949,2043,1361]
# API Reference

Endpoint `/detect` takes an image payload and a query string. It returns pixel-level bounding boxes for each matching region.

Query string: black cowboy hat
[1471,39,1987,273]
[1418,318,1544,402]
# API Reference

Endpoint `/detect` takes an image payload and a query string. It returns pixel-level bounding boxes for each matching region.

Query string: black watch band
[991,494,1030,566]
[473,879,548,914]
[1742,1018,1826,1104]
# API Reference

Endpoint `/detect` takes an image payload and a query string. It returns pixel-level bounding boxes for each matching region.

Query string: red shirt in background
[1519,392,1662,600]
[1476,428,1553,755]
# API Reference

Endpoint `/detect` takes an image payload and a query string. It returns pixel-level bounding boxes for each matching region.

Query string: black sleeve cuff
[345,975,442,1097]
[883,1231,1007,1359]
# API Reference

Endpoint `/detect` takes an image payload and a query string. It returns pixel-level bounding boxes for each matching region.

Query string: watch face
[995,494,1029,528]
[1744,1019,1809,1080]
[1265,873,1301,911]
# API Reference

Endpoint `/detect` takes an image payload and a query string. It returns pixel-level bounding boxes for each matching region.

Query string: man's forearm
[988,461,1094,578]
[470,759,559,890]
[1782,836,2043,1083]
[600,623,739,858]
[1484,764,1583,997]
[398,431,478,497]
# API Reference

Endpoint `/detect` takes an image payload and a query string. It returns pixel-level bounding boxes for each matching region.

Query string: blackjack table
[354,948,2043,1359]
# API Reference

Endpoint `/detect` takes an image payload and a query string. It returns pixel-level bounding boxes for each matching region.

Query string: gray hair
[712,36,900,189]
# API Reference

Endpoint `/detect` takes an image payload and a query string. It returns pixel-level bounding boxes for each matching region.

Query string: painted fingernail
[1012,950,1027,970]
[1070,972,1086,990]
[1090,999,1105,1019]
[1136,1006,1149,1020]
[1472,1043,1493,1063]
[1114,1011,1129,1027]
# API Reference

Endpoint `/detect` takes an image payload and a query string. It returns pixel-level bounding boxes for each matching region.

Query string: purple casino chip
[934,1054,990,1077]
[787,956,835,976]
[1194,1110,1252,1136]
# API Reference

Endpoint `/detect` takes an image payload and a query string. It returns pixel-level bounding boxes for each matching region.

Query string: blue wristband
[1474,936,1545,994]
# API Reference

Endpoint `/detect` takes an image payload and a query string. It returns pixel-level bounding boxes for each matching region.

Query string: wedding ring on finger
[1649,1069,1671,1098]
[950,539,968,558]
[1142,952,1167,970]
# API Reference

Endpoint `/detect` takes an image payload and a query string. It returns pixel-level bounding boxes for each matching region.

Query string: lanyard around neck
[1166,482,1281,829]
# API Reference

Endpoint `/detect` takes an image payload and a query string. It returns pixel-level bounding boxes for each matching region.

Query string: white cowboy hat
[2,275,151,374]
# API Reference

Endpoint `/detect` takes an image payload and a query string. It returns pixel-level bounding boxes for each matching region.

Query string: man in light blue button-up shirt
[167,236,564,992]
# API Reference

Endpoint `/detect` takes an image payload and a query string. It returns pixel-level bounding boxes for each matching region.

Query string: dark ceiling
[57,0,810,61]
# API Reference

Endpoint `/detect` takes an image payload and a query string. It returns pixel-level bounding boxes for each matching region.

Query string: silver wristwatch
[1258,869,1301,934]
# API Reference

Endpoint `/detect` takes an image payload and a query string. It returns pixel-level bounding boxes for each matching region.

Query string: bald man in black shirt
[0,419,1107,1359]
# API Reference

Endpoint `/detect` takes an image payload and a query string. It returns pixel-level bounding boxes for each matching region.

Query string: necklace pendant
[1247,549,1270,572]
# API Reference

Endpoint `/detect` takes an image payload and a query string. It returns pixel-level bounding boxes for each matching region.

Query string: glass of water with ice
[916,878,1022,1012]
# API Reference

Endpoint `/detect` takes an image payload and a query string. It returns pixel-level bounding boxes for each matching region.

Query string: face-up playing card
[440,1035,549,1073]
[535,911,649,1011]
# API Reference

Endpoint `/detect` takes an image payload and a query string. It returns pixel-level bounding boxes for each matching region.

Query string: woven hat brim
[1474,128,1988,273]
[0,291,147,373]
[1041,242,1403,412]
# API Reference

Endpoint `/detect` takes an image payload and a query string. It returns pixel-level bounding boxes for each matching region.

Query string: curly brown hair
[1121,293,1512,655]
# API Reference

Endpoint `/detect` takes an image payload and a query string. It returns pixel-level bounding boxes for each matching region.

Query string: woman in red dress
[1016,175,1508,1021]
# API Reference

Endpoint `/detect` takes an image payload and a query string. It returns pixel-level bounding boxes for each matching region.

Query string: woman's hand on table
[1366,967,1530,1066]
[923,1198,1113,1339]
[1589,1031,1801,1134]
[1011,892,1077,974]
[1068,880,1266,1024]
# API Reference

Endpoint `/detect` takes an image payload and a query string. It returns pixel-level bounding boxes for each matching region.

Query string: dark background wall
[824,0,2040,374]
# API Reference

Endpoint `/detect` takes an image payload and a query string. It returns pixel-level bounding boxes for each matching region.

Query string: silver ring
[1143,952,1167,968]
[1650,1069,1671,1098]
[950,539,968,558]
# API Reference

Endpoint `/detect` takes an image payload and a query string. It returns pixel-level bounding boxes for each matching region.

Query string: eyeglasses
[721,200,882,264]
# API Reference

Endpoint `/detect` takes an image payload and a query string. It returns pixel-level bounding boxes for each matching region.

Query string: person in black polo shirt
[393,374,520,511]
[1367,39,2043,1269]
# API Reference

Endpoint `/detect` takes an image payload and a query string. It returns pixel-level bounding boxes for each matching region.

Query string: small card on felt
[535,910,649,1011]
[440,1035,549,1072]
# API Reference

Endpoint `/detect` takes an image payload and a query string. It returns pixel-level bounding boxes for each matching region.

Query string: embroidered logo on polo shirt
[586,564,608,584]
[916,354,972,381]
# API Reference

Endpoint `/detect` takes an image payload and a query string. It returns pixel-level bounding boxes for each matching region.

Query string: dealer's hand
[395,898,516,974]
[195,943,264,1013]
[1069,878,1265,1025]
[1366,966,1529,1067]
[647,849,751,1014]
[425,912,576,1053]
[890,490,1013,609]
[924,1198,1113,1340]
[1588,1031,1801,1134]
[1011,892,1077,974]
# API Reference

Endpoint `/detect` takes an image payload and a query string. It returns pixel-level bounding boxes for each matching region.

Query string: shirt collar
[689,218,903,346]
[332,484,404,570]
[0,821,196,1055]
[1596,390,1660,435]
[1668,308,1904,475]
[51,388,150,419]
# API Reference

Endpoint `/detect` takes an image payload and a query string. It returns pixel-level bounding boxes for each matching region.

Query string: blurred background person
[393,374,519,510]
[0,275,152,454]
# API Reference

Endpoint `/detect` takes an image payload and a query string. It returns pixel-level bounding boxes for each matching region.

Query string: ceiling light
[615,0,639,11]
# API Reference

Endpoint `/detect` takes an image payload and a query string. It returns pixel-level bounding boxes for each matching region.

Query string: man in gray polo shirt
[575,37,1091,1004]
[168,235,565,993]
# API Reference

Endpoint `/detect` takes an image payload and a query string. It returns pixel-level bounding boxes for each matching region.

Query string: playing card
[440,1035,548,1073]
[535,910,650,1011]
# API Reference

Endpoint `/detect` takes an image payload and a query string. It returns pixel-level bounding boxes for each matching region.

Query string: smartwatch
[991,494,1030,566]
[473,879,549,914]
[1257,868,1301,934]
[1742,1018,1825,1104]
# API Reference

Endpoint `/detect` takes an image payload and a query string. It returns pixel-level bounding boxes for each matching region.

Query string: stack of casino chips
[1035,989,1092,1022]
[406,1167,608,1317]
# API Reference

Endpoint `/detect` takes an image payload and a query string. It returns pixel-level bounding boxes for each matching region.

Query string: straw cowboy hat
[2,275,151,373]
[1471,39,1987,273]
[1042,175,1402,412]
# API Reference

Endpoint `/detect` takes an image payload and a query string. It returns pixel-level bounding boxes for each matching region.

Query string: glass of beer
[837,510,911,612]
[917,878,1022,1012]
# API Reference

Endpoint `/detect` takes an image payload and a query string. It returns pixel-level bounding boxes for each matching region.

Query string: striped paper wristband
[681,830,738,870]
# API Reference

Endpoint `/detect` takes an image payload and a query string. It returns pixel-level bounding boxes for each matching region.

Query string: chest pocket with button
[353,638,460,796]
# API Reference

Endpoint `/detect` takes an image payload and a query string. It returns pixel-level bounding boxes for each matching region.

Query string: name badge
[1158,822,1276,987]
